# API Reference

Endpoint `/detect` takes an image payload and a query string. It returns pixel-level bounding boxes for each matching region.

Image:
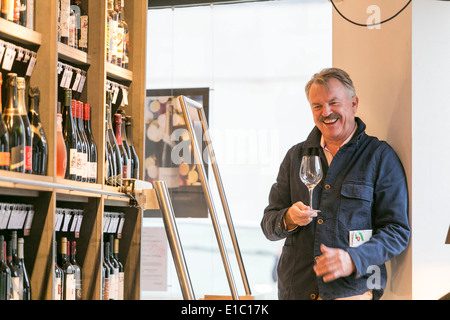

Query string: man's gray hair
[305,68,356,99]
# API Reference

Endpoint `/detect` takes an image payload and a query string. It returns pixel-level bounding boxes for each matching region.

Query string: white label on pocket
[349,229,372,247]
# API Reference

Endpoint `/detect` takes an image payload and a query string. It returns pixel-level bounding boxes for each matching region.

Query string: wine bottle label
[76,151,82,177]
[159,167,179,188]
[60,0,70,38]
[10,145,25,171]
[65,273,75,300]
[54,277,62,300]
[118,272,124,300]
[89,162,97,180]
[122,165,128,180]
[69,148,77,175]
[79,16,88,49]
[25,145,32,171]
[0,152,10,167]
[12,276,20,300]
[103,278,110,300]
[82,152,88,180]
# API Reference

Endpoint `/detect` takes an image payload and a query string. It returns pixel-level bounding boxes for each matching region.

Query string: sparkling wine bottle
[3,73,25,173]
[0,73,10,171]
[28,86,48,175]
[17,77,32,174]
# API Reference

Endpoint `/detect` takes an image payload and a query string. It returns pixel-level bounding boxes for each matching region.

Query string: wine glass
[299,155,323,210]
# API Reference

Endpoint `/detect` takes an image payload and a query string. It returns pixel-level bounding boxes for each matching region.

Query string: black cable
[330,0,412,27]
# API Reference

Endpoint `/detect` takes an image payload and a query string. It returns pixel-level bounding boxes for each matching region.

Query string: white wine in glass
[299,155,323,210]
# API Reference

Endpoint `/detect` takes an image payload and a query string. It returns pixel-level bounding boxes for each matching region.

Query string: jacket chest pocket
[338,183,373,229]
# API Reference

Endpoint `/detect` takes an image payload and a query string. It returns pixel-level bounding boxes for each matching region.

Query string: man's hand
[313,244,356,282]
[284,201,318,230]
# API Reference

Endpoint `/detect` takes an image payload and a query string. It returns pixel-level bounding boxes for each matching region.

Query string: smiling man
[261,68,410,300]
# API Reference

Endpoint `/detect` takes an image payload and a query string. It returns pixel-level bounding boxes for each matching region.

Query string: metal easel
[178,95,251,299]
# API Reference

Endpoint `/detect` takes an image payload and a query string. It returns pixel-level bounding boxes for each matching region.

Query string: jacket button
[310,293,316,300]
[324,184,331,190]
[317,218,323,224]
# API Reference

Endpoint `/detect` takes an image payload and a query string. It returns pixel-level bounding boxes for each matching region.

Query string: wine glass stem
[309,188,314,210]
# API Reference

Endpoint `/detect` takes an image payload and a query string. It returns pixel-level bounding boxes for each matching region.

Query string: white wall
[411,0,450,300]
[332,0,412,299]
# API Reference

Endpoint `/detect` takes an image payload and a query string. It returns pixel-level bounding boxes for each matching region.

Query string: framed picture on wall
[144,88,209,218]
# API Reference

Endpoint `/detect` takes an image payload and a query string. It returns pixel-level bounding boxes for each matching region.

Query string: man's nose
[321,104,332,116]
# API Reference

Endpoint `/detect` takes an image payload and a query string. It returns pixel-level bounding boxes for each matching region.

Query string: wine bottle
[60,0,70,45]
[68,2,77,48]
[17,238,31,300]
[108,236,119,300]
[17,77,32,174]
[116,0,124,67]
[18,0,27,27]
[106,91,122,186]
[13,0,20,24]
[9,231,22,299]
[7,240,20,300]
[76,100,88,182]
[103,241,114,300]
[107,0,118,64]
[118,110,131,172]
[125,115,139,179]
[58,237,75,300]
[0,236,12,300]
[114,113,130,180]
[0,73,10,171]
[3,73,25,173]
[120,0,129,69]
[0,0,8,19]
[69,241,82,300]
[72,0,88,52]
[113,238,124,300]
[71,100,83,181]
[83,103,97,183]
[102,245,110,300]
[54,241,63,300]
[56,107,67,179]
[27,86,48,175]
[159,104,178,188]
[62,89,77,180]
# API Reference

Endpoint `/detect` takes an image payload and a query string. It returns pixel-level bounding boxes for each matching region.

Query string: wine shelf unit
[0,0,147,300]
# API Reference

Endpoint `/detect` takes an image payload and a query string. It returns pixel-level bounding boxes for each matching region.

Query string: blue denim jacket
[261,118,410,300]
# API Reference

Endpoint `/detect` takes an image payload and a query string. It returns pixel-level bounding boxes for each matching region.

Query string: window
[144,0,332,299]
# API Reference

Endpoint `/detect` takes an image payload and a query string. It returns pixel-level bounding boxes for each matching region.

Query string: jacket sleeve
[347,143,410,277]
[261,146,299,241]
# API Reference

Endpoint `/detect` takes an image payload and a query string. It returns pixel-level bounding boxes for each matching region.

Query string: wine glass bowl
[299,155,323,210]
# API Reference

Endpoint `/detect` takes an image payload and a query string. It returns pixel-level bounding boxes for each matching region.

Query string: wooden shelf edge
[106,62,132,82]
[58,42,91,66]
[0,18,41,47]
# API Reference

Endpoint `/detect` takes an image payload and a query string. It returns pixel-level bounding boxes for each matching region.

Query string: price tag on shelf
[74,211,83,238]
[0,41,6,63]
[121,87,129,106]
[77,73,86,93]
[23,207,34,236]
[117,215,125,239]
[25,53,37,77]
[2,44,17,71]
[72,71,82,92]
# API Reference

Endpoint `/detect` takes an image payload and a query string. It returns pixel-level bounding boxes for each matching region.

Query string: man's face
[308,78,358,145]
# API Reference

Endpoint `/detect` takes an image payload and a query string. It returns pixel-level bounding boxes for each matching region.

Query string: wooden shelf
[106,62,133,82]
[57,42,91,66]
[0,18,41,47]
[0,0,148,300]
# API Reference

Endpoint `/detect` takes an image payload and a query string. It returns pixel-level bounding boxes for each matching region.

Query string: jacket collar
[303,117,366,154]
